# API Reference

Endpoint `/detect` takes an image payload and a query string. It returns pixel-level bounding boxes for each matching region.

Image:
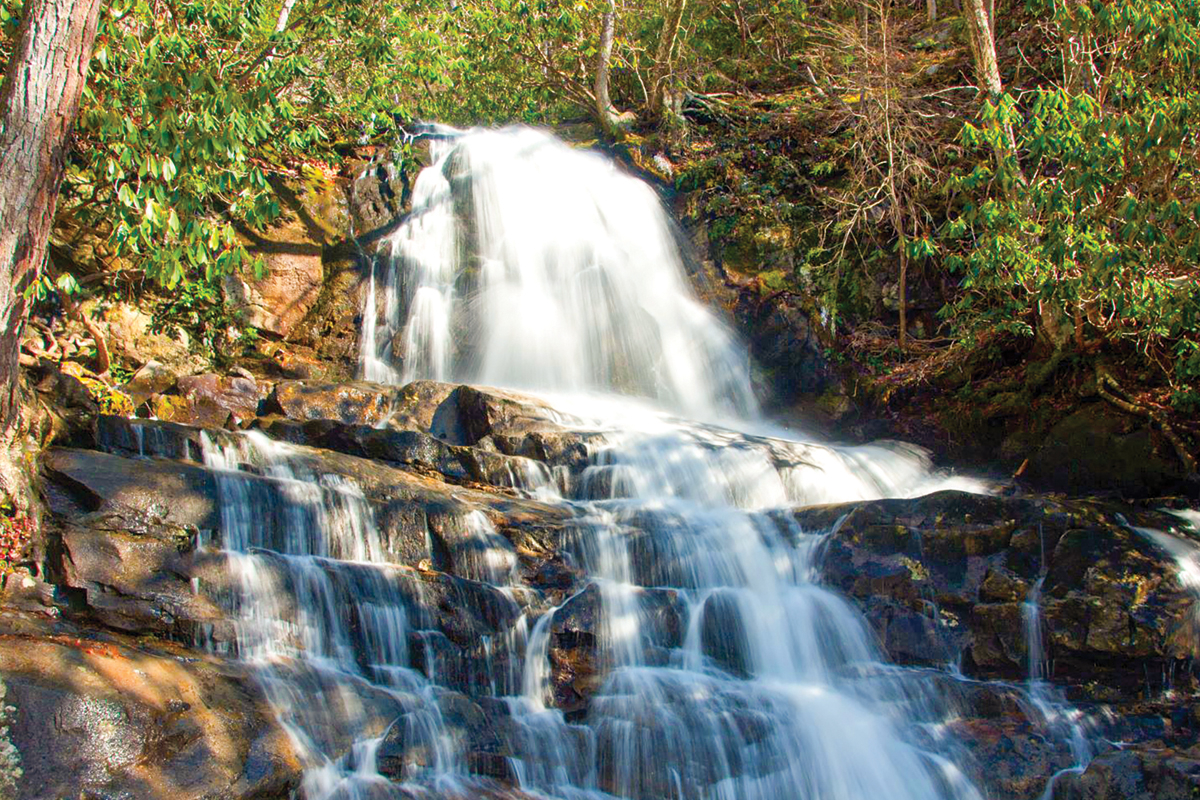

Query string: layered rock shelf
[1,377,1197,799]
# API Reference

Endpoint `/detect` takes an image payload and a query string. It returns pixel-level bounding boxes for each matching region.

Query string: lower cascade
[36,125,1199,800]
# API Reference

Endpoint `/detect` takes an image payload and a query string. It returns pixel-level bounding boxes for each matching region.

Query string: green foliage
[149,278,253,368]
[0,500,33,573]
[40,0,570,358]
[68,0,396,289]
[942,0,1200,401]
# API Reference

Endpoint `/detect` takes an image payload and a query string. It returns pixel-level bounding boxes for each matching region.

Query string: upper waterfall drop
[360,126,757,420]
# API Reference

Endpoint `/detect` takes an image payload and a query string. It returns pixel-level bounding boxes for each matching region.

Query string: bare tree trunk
[963,0,1018,160]
[926,0,938,23]
[0,0,103,503]
[647,0,688,124]
[963,0,1002,95]
[273,0,299,32]
[594,0,621,135]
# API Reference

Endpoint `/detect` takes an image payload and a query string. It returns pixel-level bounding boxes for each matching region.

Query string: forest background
[1,0,1199,476]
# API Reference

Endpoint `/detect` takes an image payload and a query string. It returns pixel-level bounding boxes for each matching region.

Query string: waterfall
[200,124,1031,800]
[360,126,757,420]
[351,124,996,799]
[1022,576,1092,799]
[1129,515,1200,668]
[201,432,465,798]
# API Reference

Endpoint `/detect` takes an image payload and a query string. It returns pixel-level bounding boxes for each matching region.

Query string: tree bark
[594,0,621,135]
[0,0,103,502]
[963,0,1019,164]
[647,0,688,125]
[963,0,1002,96]
[273,0,299,32]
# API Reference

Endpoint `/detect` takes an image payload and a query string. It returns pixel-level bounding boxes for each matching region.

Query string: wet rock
[268,379,600,484]
[388,380,461,437]
[453,385,593,473]
[44,448,221,531]
[733,288,834,403]
[95,415,223,461]
[805,491,1197,698]
[549,586,604,712]
[699,589,755,677]
[176,373,266,425]
[0,625,301,800]
[1049,745,1200,799]
[268,379,399,427]
[547,583,685,712]
[260,418,471,483]
[57,513,229,638]
[88,418,575,574]
[376,690,508,783]
[950,716,1078,800]
[865,599,956,665]
[350,152,408,240]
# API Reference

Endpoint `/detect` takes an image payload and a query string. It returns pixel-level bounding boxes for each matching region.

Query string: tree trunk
[963,0,1019,163]
[594,0,621,135]
[926,0,937,23]
[0,0,103,503]
[647,0,688,125]
[273,0,299,32]
[963,0,1002,95]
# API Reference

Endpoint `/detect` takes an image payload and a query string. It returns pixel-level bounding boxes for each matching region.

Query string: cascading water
[202,124,1102,800]
[360,126,757,420]
[356,124,996,799]
[201,432,464,799]
[1021,576,1092,798]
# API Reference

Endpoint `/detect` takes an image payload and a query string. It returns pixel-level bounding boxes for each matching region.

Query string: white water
[201,433,468,798]
[195,125,1108,800]
[357,125,1003,799]
[360,126,757,420]
[1022,576,1092,799]
[1152,511,1200,595]
[1130,515,1200,661]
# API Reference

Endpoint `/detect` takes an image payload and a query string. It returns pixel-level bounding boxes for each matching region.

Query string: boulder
[804,491,1199,699]
[43,448,221,531]
[0,624,301,800]
[57,511,230,638]
[226,218,324,339]
[1049,745,1200,800]
[733,288,835,404]
[176,373,265,425]
[229,179,350,340]
[120,360,179,407]
[1025,403,1191,497]
[268,380,399,427]
[152,393,231,427]
[95,300,210,375]
[546,583,686,713]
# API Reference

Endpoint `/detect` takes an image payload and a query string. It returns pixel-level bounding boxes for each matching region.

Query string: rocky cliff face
[0,370,1197,799]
